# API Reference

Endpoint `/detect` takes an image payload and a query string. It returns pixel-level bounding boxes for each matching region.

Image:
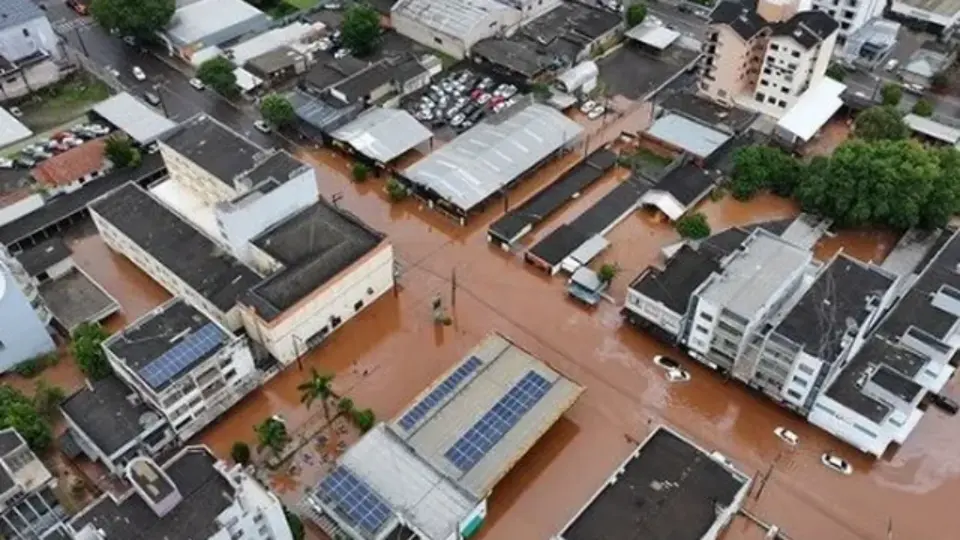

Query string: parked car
[450,113,467,127]
[334,48,351,59]
[254,120,272,133]
[588,105,606,120]
[86,124,111,135]
[189,78,205,90]
[774,427,799,446]
[143,91,161,106]
[932,393,959,415]
[9,106,21,117]
[492,102,507,114]
[123,36,137,46]
[0,158,13,169]
[821,453,853,475]
[885,59,899,71]
[132,66,146,81]
[579,100,597,114]
[14,156,35,168]
[665,368,690,383]
[652,355,681,370]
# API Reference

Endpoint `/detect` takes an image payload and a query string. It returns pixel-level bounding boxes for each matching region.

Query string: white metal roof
[0,107,32,148]
[776,77,845,142]
[391,333,583,498]
[165,0,263,45]
[903,113,960,144]
[92,92,177,144]
[226,22,320,66]
[331,107,432,163]
[391,0,514,39]
[566,234,609,266]
[232,67,263,92]
[639,190,686,221]
[404,101,583,212]
[556,61,599,93]
[625,23,681,50]
[645,114,730,159]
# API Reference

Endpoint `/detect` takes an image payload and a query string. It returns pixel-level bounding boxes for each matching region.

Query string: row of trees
[0,383,62,451]
[730,108,960,230]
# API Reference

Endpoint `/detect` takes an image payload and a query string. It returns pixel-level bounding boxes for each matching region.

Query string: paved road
[42,3,277,149]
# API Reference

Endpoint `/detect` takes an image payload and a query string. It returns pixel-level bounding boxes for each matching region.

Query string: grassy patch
[283,0,319,8]
[19,75,110,131]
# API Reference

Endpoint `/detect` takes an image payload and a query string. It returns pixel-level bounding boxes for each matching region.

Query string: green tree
[297,368,335,422]
[341,4,382,57]
[351,163,369,183]
[0,386,52,451]
[350,408,376,433]
[71,323,111,381]
[90,0,175,39]
[880,83,903,107]
[284,507,306,540]
[104,135,140,168]
[931,71,950,91]
[912,98,934,117]
[385,178,408,202]
[230,441,251,465]
[626,3,648,27]
[32,379,65,419]
[255,418,290,457]
[921,146,960,228]
[197,57,239,98]
[853,106,909,142]
[259,93,295,127]
[597,263,619,283]
[825,64,847,81]
[337,397,354,415]
[675,212,711,239]
[730,146,802,200]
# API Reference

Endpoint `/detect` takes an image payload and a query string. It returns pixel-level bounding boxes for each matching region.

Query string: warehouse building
[329,107,432,167]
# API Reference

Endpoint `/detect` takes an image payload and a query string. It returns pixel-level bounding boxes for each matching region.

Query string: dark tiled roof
[14,238,70,276]
[60,375,157,456]
[773,10,838,49]
[710,0,766,41]
[0,0,44,31]
[162,115,265,189]
[654,162,717,206]
[630,246,721,314]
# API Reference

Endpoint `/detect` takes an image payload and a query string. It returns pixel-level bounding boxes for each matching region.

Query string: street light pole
[74,27,89,57]
[153,84,170,118]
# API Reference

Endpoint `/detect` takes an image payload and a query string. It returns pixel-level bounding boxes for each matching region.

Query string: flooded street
[33,125,957,540]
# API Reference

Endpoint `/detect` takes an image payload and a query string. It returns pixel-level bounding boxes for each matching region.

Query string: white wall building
[0,428,67,539]
[0,254,54,373]
[811,0,885,42]
[67,446,293,540]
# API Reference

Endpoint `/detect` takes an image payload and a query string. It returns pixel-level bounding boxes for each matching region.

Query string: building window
[22,28,29,37]
[760,78,769,86]
[770,43,779,51]
[777,99,787,107]
[781,86,789,93]
[354,300,364,311]
[840,21,851,30]
[791,50,800,58]
[701,313,714,322]
[854,424,877,438]
[797,364,815,375]
[695,325,710,334]
[786,389,803,399]
[767,96,776,104]
[330,315,342,328]
[433,37,443,45]
[756,92,766,102]
[717,89,727,98]
[792,377,809,388]
[700,82,710,92]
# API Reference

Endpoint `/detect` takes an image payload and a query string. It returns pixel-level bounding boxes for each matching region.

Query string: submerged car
[821,453,853,475]
[774,427,799,446]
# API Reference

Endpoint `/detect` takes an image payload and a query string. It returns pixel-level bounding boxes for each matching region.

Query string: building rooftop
[330,107,432,163]
[31,138,106,188]
[164,0,265,46]
[60,375,163,456]
[641,161,718,220]
[775,254,894,363]
[903,113,960,144]
[871,364,925,403]
[895,0,960,19]
[105,299,231,391]
[404,100,583,213]
[773,10,839,49]
[69,447,236,540]
[238,150,306,188]
[90,182,261,312]
[699,229,812,318]
[302,56,369,92]
[645,114,731,160]
[630,245,723,315]
[39,267,120,332]
[0,107,32,148]
[245,46,304,75]
[0,0,44,31]
[225,21,318,66]
[559,427,750,540]
[391,0,514,41]
[93,93,178,145]
[162,115,266,189]
[777,78,846,143]
[246,199,384,320]
[392,333,583,498]
[14,237,70,277]
[290,89,360,133]
[658,91,756,133]
[710,0,766,41]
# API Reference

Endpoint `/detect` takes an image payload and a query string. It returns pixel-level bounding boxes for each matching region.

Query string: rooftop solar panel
[316,466,393,534]
[444,371,553,472]
[398,356,483,431]
[137,323,225,389]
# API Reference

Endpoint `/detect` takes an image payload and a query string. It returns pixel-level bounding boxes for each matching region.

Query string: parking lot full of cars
[5,123,113,170]
[408,69,520,133]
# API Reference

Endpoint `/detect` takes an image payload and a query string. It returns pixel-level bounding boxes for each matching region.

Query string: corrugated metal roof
[93,92,177,144]
[392,0,513,39]
[331,107,432,163]
[645,114,731,159]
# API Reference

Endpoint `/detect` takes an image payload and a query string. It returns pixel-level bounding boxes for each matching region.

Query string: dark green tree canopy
[341,4,382,57]
[730,145,801,200]
[259,93,295,127]
[0,386,52,451]
[197,57,239,98]
[626,4,648,27]
[91,0,175,39]
[71,323,111,381]
[880,83,902,107]
[854,106,909,142]
[105,135,140,168]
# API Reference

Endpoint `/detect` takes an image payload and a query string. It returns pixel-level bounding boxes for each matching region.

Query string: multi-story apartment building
[0,428,66,540]
[0,0,64,100]
[66,446,293,540]
[60,298,262,475]
[700,0,839,119]
[811,0,885,43]
[0,254,54,373]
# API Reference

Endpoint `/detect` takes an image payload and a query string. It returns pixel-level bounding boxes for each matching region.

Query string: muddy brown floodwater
[51,108,958,540]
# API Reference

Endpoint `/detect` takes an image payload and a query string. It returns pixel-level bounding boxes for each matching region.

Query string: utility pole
[154,84,170,118]
[74,27,89,57]
[293,335,303,371]
[451,268,457,308]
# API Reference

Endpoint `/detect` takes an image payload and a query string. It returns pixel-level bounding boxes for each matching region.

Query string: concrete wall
[700,26,759,106]
[0,261,54,373]
[240,243,395,364]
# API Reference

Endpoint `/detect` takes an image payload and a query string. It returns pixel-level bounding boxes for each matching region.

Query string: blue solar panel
[444,371,553,472]
[317,467,393,534]
[137,323,225,389]
[398,356,483,431]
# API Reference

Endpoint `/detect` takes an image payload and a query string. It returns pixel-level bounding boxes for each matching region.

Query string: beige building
[700,0,839,118]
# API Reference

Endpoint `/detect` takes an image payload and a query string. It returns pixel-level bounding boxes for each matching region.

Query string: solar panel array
[317,466,393,534]
[137,323,225,389]
[445,371,553,472]
[398,356,484,431]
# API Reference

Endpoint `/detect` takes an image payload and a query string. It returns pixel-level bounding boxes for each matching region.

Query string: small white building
[67,447,293,540]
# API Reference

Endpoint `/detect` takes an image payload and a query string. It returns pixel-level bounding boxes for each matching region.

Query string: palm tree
[298,368,335,421]
[255,418,290,457]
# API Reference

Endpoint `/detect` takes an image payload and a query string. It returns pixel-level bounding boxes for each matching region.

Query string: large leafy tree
[255,418,290,457]
[880,83,902,107]
[197,57,239,98]
[730,145,802,200]
[853,106,909,142]
[259,94,295,127]
[298,369,334,421]
[90,0,175,39]
[0,386,52,451]
[626,3,647,27]
[105,135,140,168]
[341,4,382,57]
[71,323,111,381]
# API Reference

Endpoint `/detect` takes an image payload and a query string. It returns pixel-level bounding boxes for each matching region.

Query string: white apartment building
[67,447,293,540]
[701,0,839,119]
[0,428,66,539]
[103,298,261,441]
[811,0,885,43]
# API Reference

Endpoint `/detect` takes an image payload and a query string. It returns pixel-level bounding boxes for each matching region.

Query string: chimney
[756,0,800,23]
